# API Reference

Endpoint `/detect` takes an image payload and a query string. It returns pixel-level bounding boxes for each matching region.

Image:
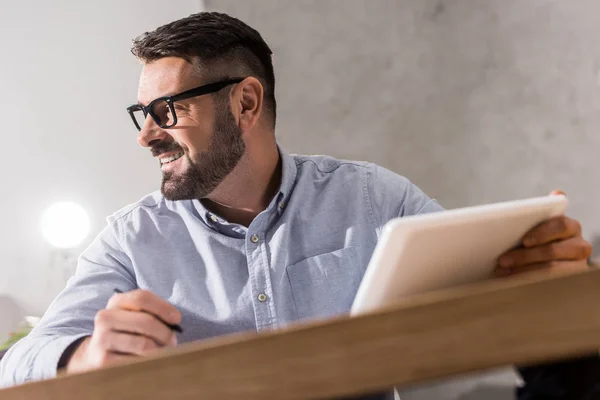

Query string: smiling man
[0,12,594,398]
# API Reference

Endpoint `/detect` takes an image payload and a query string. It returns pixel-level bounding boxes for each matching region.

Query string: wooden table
[2,269,600,399]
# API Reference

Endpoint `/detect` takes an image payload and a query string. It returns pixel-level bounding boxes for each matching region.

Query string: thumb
[550,190,567,197]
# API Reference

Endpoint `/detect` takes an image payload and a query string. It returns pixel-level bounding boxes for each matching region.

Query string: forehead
[137,57,203,105]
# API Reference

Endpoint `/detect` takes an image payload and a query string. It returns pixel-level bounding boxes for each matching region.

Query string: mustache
[151,142,184,157]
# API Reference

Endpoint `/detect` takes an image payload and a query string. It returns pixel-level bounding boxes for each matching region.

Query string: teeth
[160,152,184,165]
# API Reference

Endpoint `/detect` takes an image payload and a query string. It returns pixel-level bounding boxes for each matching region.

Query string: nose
[137,116,168,148]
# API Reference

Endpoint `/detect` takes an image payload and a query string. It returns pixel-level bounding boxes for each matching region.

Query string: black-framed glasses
[126,78,245,131]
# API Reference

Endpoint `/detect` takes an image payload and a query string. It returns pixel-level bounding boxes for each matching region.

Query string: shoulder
[292,153,371,175]
[291,153,415,199]
[290,153,442,225]
[292,154,382,191]
[364,163,444,224]
[106,190,164,225]
[292,154,418,199]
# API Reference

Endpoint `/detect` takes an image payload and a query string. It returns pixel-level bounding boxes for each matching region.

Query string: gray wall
[206,0,600,246]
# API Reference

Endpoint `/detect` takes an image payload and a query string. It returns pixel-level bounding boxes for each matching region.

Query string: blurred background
[1,1,599,398]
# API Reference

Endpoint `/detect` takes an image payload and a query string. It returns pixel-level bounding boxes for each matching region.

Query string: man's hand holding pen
[63,289,182,374]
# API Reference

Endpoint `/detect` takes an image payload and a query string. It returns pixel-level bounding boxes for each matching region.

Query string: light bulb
[40,202,90,248]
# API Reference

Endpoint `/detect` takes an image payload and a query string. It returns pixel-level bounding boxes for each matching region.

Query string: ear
[231,77,263,134]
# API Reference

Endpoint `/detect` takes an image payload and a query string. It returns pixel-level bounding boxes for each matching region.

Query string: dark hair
[131,12,276,128]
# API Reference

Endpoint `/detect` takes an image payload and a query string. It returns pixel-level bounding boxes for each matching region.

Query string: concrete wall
[206,0,600,247]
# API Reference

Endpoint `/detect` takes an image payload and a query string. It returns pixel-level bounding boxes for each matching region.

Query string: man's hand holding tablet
[495,191,592,278]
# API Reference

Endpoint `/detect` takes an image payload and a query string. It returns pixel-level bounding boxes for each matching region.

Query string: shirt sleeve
[0,217,136,387]
[366,163,444,231]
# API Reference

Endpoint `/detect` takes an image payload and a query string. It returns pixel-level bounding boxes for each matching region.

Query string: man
[0,12,594,398]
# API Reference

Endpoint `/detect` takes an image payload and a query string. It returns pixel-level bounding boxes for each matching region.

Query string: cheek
[171,104,216,152]
[169,126,212,154]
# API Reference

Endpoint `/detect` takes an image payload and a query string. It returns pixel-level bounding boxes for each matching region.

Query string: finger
[522,216,581,247]
[550,190,567,197]
[495,260,589,278]
[85,348,133,371]
[96,330,161,356]
[101,352,134,366]
[498,237,592,268]
[107,289,182,326]
[94,309,176,347]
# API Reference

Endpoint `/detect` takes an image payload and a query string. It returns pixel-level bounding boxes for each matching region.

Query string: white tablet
[350,195,568,315]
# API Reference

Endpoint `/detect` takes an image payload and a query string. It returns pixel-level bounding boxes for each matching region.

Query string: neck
[202,141,281,227]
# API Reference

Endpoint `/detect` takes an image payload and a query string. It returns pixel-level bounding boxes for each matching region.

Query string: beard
[159,104,246,201]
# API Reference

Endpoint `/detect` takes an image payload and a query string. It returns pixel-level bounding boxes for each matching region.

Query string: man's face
[136,57,245,200]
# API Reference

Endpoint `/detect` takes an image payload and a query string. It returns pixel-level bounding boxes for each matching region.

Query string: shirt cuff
[32,334,90,382]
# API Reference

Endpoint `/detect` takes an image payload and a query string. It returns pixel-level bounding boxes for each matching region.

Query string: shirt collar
[191,145,297,230]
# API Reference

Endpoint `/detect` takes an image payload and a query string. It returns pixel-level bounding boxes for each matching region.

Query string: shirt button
[250,234,259,243]
[257,293,268,302]
[210,214,218,222]
[279,202,286,210]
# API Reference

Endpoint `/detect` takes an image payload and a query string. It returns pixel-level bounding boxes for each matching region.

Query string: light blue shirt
[0,148,442,389]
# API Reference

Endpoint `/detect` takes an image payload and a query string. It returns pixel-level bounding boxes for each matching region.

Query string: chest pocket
[286,247,362,321]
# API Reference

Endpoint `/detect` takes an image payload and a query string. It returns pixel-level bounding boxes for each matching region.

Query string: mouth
[159,151,184,166]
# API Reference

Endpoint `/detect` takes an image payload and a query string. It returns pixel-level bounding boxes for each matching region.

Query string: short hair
[131,12,276,128]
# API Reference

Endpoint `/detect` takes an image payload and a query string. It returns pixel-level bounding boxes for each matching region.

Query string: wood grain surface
[2,269,600,399]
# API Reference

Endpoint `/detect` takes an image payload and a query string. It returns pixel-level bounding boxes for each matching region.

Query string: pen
[114,289,183,333]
